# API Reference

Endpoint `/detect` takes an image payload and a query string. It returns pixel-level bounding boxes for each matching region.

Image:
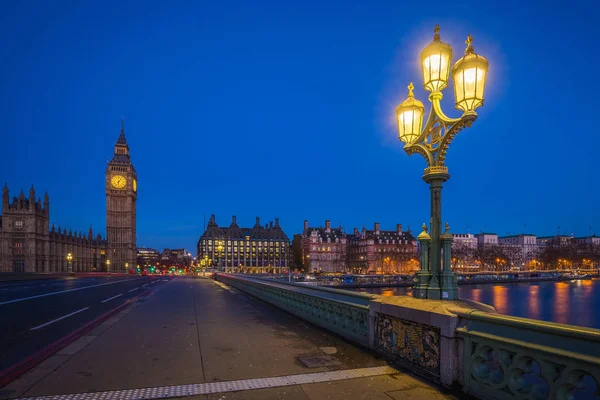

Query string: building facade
[197,215,290,273]
[300,220,347,273]
[452,233,477,249]
[0,184,107,272]
[347,223,417,274]
[498,234,538,269]
[106,120,137,272]
[137,247,160,267]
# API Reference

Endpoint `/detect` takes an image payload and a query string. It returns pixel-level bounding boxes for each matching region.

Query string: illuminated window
[14,220,24,229]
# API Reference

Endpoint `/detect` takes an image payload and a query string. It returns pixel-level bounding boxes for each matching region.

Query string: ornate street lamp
[106,259,111,273]
[66,253,73,274]
[397,25,489,300]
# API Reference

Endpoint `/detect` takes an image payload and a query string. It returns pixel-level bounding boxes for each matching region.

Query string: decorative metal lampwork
[396,25,488,300]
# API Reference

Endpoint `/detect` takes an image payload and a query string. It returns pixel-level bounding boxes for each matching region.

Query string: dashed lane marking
[128,287,139,292]
[100,294,123,303]
[0,278,143,306]
[30,307,89,331]
[19,365,398,399]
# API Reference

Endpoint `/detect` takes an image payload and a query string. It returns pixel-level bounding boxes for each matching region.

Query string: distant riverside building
[575,235,600,246]
[300,220,347,273]
[137,247,160,266]
[452,233,477,249]
[197,215,290,273]
[498,234,538,268]
[161,248,191,267]
[475,233,498,247]
[0,184,108,272]
[347,223,417,274]
[537,235,573,247]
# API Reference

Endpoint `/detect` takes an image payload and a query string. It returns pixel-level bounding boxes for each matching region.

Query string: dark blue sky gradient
[0,0,597,252]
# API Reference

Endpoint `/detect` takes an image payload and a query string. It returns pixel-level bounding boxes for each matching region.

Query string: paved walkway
[1,277,456,400]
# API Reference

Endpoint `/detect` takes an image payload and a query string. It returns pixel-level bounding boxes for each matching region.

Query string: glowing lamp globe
[420,25,453,92]
[396,82,424,145]
[452,35,488,112]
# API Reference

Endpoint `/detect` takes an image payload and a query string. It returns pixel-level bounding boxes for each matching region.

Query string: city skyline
[1,1,597,252]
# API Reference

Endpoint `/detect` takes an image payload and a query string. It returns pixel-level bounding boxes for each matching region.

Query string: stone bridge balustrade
[214,273,600,400]
[215,273,374,346]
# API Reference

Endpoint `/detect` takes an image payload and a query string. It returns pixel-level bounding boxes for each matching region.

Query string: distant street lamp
[66,253,73,274]
[397,25,489,300]
[106,259,111,273]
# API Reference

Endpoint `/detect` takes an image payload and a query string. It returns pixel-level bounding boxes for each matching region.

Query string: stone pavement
[1,277,457,400]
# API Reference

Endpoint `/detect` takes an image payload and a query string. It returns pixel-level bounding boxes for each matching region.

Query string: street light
[397,25,489,300]
[106,259,111,273]
[66,253,73,274]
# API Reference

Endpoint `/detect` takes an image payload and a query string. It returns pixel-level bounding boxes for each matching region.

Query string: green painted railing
[215,273,375,346]
[455,310,600,400]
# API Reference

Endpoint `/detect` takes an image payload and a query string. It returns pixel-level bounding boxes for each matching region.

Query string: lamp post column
[413,224,431,299]
[424,169,449,300]
[440,223,458,300]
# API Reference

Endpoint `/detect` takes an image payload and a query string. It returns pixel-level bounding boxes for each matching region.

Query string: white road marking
[142,283,150,287]
[162,279,169,282]
[128,287,139,292]
[0,278,143,306]
[100,294,123,303]
[18,365,398,399]
[30,307,89,331]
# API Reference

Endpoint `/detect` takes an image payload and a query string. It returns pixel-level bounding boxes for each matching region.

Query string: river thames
[359,278,600,329]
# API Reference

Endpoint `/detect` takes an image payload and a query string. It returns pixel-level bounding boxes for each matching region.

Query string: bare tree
[450,244,476,273]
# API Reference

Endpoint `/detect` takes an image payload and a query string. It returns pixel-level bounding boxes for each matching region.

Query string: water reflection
[492,286,508,314]
[528,285,540,320]
[554,282,569,324]
[469,288,482,303]
[360,279,600,329]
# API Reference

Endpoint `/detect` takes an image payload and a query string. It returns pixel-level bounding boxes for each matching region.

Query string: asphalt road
[0,275,171,372]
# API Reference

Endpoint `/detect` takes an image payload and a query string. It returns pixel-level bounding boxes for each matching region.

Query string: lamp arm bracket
[404,143,434,166]
[436,114,477,165]
[432,96,461,124]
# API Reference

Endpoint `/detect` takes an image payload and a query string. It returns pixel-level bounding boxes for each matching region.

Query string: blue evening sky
[0,0,596,252]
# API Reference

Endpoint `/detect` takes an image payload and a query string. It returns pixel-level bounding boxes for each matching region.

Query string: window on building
[14,220,24,229]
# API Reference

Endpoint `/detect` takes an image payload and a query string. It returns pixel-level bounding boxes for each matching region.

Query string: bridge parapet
[215,273,375,346]
[215,274,600,399]
[453,309,600,400]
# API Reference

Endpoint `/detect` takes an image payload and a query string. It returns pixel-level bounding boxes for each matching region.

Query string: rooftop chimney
[397,224,403,233]
[325,220,331,232]
[374,222,380,233]
[275,217,280,227]
[269,221,273,229]
[232,215,237,225]
[255,216,260,227]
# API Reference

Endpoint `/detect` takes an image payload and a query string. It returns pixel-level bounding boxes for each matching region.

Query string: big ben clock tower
[106,119,137,272]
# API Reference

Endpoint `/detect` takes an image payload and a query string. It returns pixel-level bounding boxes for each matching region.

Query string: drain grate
[298,355,342,368]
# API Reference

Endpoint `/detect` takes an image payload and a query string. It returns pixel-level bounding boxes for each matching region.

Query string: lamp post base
[413,271,431,299]
[426,275,441,300]
[440,270,458,300]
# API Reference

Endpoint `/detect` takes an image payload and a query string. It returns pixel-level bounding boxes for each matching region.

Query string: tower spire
[116,117,128,145]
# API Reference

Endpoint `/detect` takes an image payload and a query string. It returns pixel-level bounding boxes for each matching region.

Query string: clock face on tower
[133,179,137,192]
[111,175,127,189]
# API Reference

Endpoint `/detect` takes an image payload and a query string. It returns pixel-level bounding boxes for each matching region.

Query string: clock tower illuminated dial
[111,175,126,189]
[106,118,137,274]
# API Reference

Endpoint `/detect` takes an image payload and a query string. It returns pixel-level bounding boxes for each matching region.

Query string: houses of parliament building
[0,121,137,273]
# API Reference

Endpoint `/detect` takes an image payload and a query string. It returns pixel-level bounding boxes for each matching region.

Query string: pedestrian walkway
[1,277,456,400]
